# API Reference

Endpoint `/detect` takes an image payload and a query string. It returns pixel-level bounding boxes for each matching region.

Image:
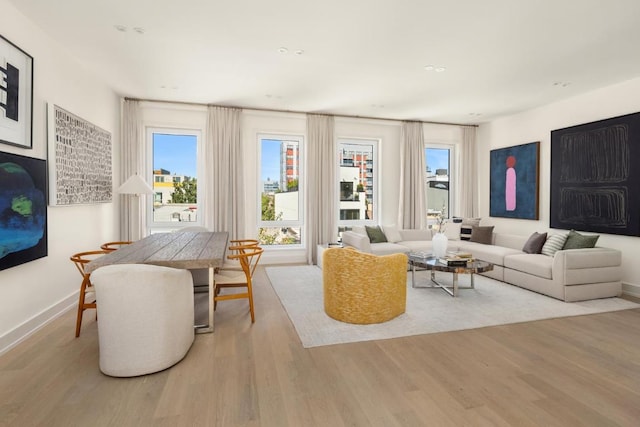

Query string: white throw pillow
[443,222,462,241]
[351,226,367,236]
[382,224,402,243]
[541,233,569,257]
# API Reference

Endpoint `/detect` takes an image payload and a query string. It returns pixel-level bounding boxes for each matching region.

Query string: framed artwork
[550,112,640,236]
[47,103,112,206]
[490,141,540,220]
[0,34,33,149]
[0,151,47,270]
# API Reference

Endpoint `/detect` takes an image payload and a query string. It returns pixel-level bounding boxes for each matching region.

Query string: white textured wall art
[47,104,112,205]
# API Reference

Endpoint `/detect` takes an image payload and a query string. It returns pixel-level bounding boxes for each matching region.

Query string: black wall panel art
[0,151,47,270]
[550,112,640,236]
[47,104,112,205]
[0,34,33,149]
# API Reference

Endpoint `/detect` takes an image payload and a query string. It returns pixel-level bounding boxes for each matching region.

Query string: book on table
[446,251,473,259]
[438,257,471,266]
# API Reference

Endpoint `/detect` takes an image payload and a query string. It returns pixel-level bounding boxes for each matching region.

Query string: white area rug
[266,265,639,348]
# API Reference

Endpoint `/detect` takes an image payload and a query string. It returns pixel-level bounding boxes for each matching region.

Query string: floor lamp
[117,173,154,241]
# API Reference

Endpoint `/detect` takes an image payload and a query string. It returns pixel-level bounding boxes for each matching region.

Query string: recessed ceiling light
[114,25,127,32]
[424,65,435,71]
[553,81,571,87]
[277,47,288,54]
[295,49,304,55]
[435,67,446,72]
[133,27,145,34]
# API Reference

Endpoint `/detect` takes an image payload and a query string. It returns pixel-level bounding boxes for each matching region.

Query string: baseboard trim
[622,282,640,298]
[0,292,77,356]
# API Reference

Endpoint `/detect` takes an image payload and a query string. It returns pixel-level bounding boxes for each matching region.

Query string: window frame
[146,127,203,233]
[337,137,379,227]
[257,133,305,249]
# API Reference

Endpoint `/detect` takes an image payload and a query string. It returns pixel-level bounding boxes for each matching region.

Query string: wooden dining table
[86,231,228,333]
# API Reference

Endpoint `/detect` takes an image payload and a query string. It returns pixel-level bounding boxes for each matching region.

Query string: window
[147,129,201,231]
[425,146,453,226]
[338,139,377,226]
[258,134,304,246]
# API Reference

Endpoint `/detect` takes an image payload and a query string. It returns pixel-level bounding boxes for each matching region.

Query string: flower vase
[432,232,448,258]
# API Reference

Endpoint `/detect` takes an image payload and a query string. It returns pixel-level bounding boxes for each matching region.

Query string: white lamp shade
[117,174,154,195]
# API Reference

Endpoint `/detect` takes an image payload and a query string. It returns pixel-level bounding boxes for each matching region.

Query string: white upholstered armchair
[91,264,195,377]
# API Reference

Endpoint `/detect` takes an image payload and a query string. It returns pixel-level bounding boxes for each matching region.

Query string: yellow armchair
[323,247,408,324]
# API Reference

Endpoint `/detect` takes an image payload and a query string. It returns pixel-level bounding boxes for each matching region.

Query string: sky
[261,139,281,181]
[426,148,449,173]
[153,133,197,177]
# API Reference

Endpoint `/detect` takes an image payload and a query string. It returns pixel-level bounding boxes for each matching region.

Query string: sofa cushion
[365,225,387,243]
[399,229,432,241]
[470,226,494,244]
[522,232,547,254]
[563,229,599,249]
[541,233,568,257]
[382,224,402,243]
[458,241,523,266]
[370,242,410,256]
[504,254,553,279]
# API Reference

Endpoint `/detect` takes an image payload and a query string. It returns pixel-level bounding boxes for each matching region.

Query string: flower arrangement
[435,206,447,233]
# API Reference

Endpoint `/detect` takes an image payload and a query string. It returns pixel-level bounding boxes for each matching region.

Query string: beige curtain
[204,106,244,239]
[306,114,336,264]
[119,99,146,241]
[398,121,426,229]
[459,126,478,218]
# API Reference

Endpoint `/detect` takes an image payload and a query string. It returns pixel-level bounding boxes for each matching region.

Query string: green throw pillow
[563,230,599,249]
[365,225,388,243]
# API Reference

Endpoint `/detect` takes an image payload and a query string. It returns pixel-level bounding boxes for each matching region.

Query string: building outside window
[147,129,201,231]
[425,146,454,227]
[258,134,303,246]
[338,139,377,227]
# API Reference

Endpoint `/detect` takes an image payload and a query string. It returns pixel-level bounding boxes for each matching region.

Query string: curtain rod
[123,97,479,128]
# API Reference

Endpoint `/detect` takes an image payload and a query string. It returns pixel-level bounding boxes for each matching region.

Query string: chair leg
[75,284,86,337]
[247,282,255,323]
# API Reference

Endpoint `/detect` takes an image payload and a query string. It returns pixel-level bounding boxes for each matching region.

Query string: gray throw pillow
[365,225,388,243]
[563,229,599,249]
[522,232,547,254]
[470,225,494,245]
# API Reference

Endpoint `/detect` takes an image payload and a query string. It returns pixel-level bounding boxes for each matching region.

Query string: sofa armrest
[552,247,622,285]
[342,231,372,253]
[399,229,433,241]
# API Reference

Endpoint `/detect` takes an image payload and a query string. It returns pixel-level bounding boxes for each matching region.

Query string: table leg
[195,267,214,333]
[471,272,475,289]
[453,272,458,297]
[411,263,416,288]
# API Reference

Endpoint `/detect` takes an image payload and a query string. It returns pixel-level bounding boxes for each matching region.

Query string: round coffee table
[408,253,494,297]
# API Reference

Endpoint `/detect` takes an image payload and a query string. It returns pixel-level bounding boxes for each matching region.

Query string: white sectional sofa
[340,227,622,302]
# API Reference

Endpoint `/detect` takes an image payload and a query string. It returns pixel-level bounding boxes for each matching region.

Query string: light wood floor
[2,267,640,427]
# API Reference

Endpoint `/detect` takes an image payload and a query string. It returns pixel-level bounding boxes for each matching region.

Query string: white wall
[0,0,120,353]
[477,76,640,292]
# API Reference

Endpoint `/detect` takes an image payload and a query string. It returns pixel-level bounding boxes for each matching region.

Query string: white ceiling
[9,0,640,124]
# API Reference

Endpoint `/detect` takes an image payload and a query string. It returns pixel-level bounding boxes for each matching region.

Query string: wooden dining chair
[214,245,263,323]
[218,239,260,272]
[100,241,132,252]
[70,250,110,337]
